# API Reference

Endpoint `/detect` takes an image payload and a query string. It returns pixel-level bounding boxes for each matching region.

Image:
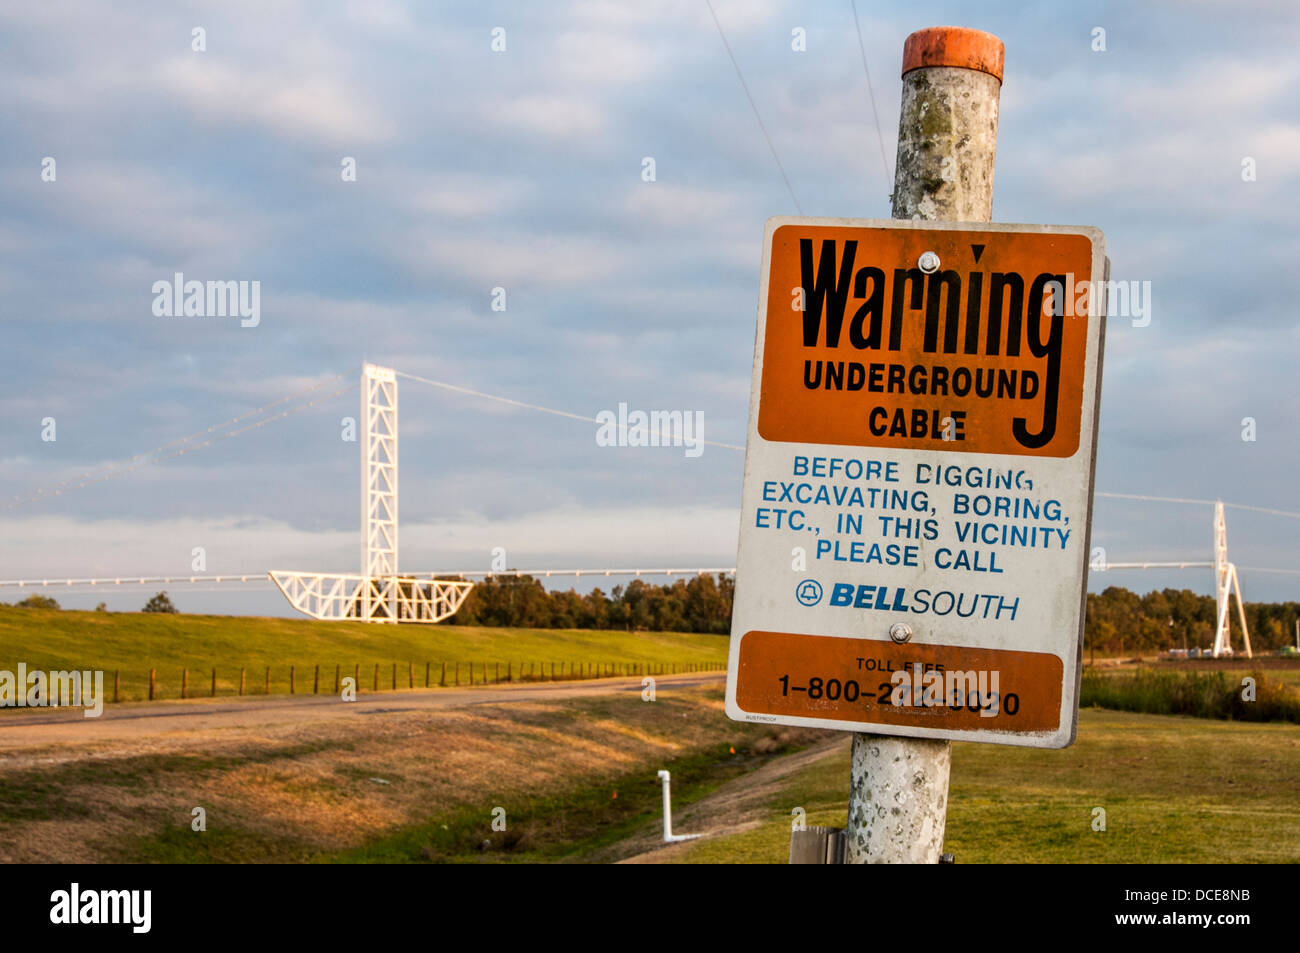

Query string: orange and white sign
[725,217,1105,748]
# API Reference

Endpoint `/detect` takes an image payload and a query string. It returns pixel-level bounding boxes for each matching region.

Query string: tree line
[452,577,1300,654]
[5,592,178,613]
[1085,585,1299,655]
[7,580,1298,653]
[447,573,734,634]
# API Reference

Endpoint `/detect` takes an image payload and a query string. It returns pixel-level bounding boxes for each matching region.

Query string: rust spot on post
[902,26,1004,83]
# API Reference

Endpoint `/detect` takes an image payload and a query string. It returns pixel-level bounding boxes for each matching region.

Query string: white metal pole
[846,26,1005,865]
[657,769,674,841]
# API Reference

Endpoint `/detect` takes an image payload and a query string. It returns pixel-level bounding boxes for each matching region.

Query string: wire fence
[92,660,729,703]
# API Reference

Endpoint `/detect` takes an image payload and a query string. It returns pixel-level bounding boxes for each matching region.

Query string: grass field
[1080,666,1300,722]
[1087,656,1300,691]
[0,606,728,702]
[0,683,814,863]
[670,708,1300,863]
[5,609,1299,863]
[2,672,1296,862]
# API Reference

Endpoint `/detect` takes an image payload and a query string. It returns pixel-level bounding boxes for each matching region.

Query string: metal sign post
[726,27,1108,863]
[848,26,1004,867]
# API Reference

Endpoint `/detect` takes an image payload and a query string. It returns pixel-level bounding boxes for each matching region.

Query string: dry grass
[0,684,803,863]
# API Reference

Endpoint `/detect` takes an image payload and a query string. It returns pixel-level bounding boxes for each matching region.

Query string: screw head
[889,622,913,643]
[918,251,940,274]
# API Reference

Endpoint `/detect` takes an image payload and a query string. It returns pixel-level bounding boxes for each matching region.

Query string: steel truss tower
[270,364,474,623]
[1210,501,1251,657]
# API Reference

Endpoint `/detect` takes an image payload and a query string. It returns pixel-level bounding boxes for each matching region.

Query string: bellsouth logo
[795,579,823,606]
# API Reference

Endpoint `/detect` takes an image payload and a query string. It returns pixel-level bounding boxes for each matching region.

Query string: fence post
[409,661,414,689]
[114,669,120,704]
[149,668,155,701]
[790,826,847,864]
[314,665,320,695]
[392,663,397,691]
[455,661,460,686]
[290,665,295,695]
[240,667,245,696]
[425,661,431,688]
[335,664,340,694]
[181,668,188,699]
[354,663,360,693]
[373,663,379,692]
[441,661,447,687]
[211,667,217,697]
[265,667,270,695]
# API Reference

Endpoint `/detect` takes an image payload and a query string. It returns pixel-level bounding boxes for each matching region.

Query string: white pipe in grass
[657,770,701,843]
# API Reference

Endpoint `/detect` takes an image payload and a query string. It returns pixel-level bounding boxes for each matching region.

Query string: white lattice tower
[268,364,474,624]
[1211,501,1252,658]
[361,363,399,620]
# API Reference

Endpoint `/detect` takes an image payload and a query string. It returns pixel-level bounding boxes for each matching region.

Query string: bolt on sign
[725,217,1106,748]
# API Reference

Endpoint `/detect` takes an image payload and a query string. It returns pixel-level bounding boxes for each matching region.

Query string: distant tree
[447,573,734,632]
[443,575,1286,647]
[142,591,179,614]
[14,593,60,610]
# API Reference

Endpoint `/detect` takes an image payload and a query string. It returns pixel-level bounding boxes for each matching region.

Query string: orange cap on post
[901,26,1004,83]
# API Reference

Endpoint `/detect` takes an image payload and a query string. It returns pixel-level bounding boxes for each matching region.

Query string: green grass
[673,709,1300,863]
[1081,668,1300,722]
[324,738,805,864]
[0,605,727,702]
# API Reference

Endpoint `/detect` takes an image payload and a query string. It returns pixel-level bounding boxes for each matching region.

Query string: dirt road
[0,673,724,758]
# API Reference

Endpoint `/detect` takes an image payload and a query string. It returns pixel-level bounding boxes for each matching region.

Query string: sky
[2,0,1298,616]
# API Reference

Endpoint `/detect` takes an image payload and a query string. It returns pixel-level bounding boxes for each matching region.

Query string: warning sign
[725,217,1105,748]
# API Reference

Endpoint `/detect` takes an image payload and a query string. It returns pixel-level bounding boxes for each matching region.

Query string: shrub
[1081,668,1300,723]
[13,593,60,610]
[142,591,179,614]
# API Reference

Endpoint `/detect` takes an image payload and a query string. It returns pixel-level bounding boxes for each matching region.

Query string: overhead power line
[1096,492,1300,521]
[704,0,803,214]
[394,370,745,451]
[850,0,893,192]
[7,372,355,510]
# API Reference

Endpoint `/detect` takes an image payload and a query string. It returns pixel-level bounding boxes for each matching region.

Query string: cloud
[488,93,606,140]
[152,57,397,145]
[2,0,1299,610]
